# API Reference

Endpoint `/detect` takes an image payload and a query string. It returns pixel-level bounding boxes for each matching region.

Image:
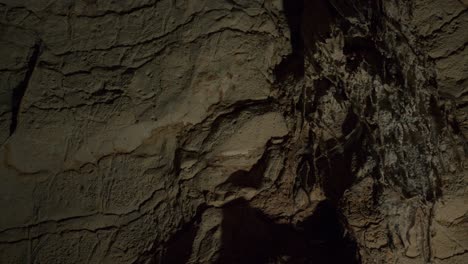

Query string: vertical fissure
[10,41,41,135]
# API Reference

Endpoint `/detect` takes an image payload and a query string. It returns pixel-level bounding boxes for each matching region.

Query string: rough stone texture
[0,0,466,264]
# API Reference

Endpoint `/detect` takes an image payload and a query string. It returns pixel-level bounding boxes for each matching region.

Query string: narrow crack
[9,41,42,135]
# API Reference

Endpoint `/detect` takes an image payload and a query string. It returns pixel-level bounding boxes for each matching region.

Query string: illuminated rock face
[0,1,466,263]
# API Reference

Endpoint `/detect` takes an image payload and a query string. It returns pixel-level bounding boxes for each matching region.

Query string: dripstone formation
[0,0,466,263]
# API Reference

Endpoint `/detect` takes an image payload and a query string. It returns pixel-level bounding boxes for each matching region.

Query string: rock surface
[0,0,466,263]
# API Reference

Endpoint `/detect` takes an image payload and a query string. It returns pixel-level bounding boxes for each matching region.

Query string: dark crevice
[297,200,361,264]
[274,0,304,83]
[216,199,361,264]
[302,0,337,56]
[10,41,42,135]
[283,0,303,57]
[158,218,199,264]
[273,53,304,83]
[91,88,124,97]
[450,118,462,135]
[342,110,360,136]
[429,95,445,134]
[343,37,384,75]
[142,204,208,264]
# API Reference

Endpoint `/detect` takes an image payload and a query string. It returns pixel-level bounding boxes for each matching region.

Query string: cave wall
[0,0,466,263]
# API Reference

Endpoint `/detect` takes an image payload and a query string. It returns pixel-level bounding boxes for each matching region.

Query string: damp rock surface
[0,0,466,264]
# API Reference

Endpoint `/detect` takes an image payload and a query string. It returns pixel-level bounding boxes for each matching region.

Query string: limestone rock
[0,0,466,263]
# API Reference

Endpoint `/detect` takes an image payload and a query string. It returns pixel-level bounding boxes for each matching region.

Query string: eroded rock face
[0,0,466,263]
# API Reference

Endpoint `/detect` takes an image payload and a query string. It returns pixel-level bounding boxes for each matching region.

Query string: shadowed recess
[216,199,361,264]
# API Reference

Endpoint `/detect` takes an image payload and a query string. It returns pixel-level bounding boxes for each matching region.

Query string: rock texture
[0,0,466,263]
